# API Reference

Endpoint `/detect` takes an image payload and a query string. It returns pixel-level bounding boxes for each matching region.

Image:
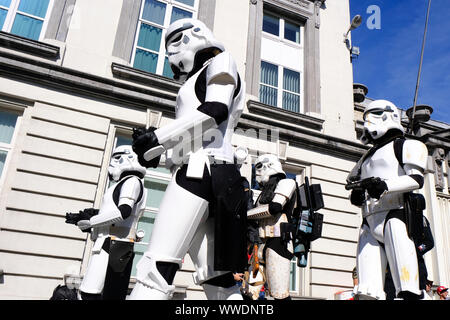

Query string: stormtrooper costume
[348,100,428,300]
[250,154,297,300]
[129,18,247,300]
[76,145,147,300]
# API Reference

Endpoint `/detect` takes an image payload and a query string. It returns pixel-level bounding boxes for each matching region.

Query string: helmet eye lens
[167,33,183,47]
[364,109,384,120]
[255,163,263,170]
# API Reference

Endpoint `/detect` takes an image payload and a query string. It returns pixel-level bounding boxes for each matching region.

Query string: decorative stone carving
[286,0,310,8]
[433,148,445,191]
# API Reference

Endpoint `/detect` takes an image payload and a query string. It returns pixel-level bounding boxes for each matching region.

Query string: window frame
[0,0,54,42]
[0,106,22,195]
[130,0,199,77]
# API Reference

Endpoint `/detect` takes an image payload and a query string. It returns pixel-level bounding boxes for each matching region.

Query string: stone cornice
[0,31,60,59]
[247,99,324,130]
[0,50,177,116]
[242,102,368,161]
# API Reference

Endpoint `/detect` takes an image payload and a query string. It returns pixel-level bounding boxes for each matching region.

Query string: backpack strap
[393,137,406,169]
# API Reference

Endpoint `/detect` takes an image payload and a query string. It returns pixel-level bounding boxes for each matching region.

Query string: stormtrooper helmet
[361,99,404,144]
[254,154,285,185]
[165,18,225,82]
[108,145,147,181]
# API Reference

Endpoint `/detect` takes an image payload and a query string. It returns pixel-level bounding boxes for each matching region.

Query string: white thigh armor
[355,224,387,300]
[189,216,229,285]
[384,218,420,296]
[265,244,292,299]
[79,237,109,294]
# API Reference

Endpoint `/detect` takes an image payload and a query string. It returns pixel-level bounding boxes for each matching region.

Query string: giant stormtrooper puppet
[347,100,428,300]
[249,154,297,300]
[73,145,147,300]
[128,18,247,300]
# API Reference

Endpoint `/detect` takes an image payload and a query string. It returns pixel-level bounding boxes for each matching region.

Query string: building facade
[0,0,447,300]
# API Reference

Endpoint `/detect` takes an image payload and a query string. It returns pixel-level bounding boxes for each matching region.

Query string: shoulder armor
[274,178,297,199]
[117,175,144,204]
[402,139,428,170]
[206,51,238,86]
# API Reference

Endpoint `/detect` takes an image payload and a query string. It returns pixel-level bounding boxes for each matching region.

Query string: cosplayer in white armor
[248,154,297,300]
[348,100,428,300]
[128,18,247,300]
[76,145,147,300]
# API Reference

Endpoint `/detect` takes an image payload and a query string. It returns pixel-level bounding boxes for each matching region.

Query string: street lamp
[345,15,363,39]
[344,15,363,61]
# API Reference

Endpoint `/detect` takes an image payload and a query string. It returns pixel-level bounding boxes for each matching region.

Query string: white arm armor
[89,177,142,228]
[272,179,297,207]
[385,139,428,194]
[154,52,238,151]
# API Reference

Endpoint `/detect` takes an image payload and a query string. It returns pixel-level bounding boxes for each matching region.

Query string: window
[111,133,172,277]
[0,0,53,41]
[263,11,301,44]
[290,257,298,292]
[259,9,304,113]
[0,109,19,185]
[260,61,301,113]
[131,0,198,78]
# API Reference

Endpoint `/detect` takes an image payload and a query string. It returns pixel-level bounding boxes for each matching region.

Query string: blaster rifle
[291,177,324,267]
[65,208,99,231]
[345,177,381,191]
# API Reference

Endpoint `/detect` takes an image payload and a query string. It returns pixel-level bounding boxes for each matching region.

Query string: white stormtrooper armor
[77,145,147,300]
[129,18,246,300]
[249,154,297,300]
[349,100,428,300]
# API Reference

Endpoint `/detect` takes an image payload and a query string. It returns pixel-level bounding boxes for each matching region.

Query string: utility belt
[185,150,233,180]
[258,213,289,239]
[108,224,146,242]
[362,193,404,218]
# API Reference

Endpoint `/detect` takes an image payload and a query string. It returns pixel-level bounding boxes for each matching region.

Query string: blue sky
[349,0,450,125]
